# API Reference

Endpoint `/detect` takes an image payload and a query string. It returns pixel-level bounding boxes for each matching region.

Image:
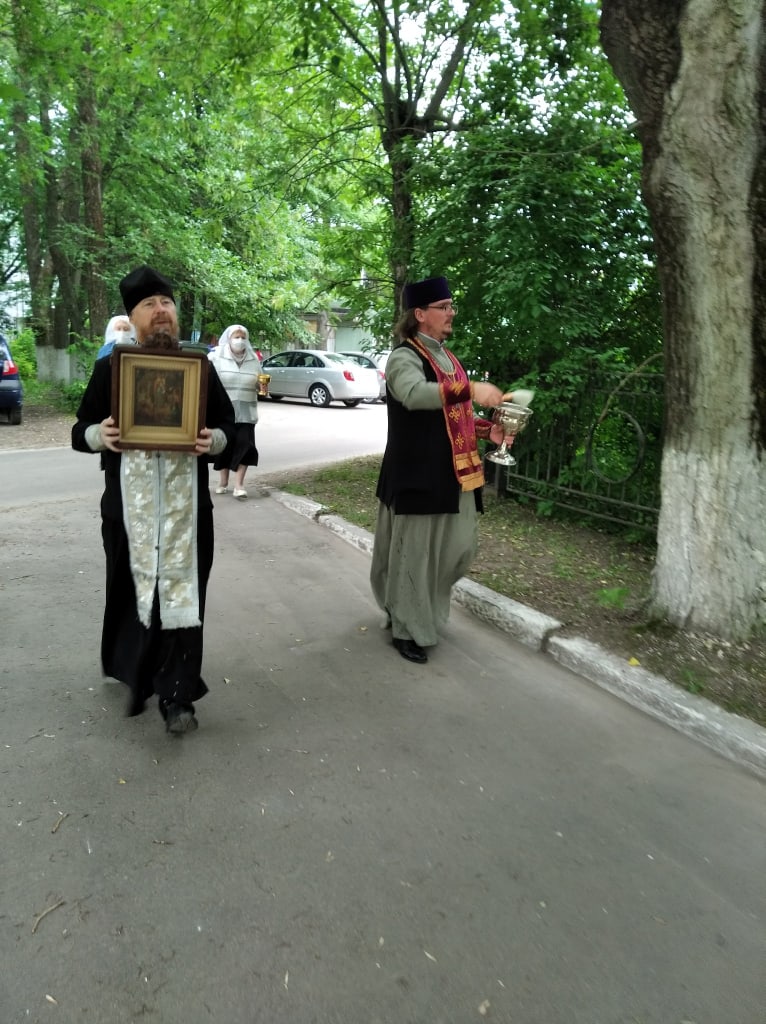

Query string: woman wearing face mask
[207,324,262,499]
[96,316,135,360]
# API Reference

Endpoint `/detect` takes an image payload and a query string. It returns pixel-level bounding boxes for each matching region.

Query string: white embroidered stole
[120,451,200,629]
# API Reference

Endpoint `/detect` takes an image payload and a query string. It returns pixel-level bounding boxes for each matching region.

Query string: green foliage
[282,455,381,531]
[20,377,79,412]
[595,586,630,609]
[411,4,660,386]
[681,669,705,695]
[3,0,661,452]
[59,380,89,413]
[19,379,51,404]
[3,0,344,347]
[10,329,37,380]
[485,349,662,538]
[66,334,100,379]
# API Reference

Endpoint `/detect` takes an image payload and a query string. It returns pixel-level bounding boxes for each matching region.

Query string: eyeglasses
[425,303,457,313]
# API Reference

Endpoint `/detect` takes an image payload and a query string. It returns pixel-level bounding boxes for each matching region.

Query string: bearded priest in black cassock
[72,265,235,734]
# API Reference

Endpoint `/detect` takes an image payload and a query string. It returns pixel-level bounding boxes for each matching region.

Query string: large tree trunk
[386,145,414,314]
[79,53,109,340]
[41,106,84,383]
[13,98,53,349]
[601,0,766,639]
[49,143,84,342]
[326,2,480,318]
[10,0,55,351]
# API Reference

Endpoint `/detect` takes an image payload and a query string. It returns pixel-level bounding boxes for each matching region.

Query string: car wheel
[343,399,362,407]
[309,383,331,407]
[268,394,283,401]
[9,407,21,425]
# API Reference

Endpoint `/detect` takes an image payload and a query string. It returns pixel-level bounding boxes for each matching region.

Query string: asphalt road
[0,398,388,508]
[1,441,765,1024]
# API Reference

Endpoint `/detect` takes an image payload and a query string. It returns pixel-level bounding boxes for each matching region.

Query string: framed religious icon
[111,345,209,451]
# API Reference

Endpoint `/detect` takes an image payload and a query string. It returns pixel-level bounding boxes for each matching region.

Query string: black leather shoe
[393,637,428,664]
[160,700,199,734]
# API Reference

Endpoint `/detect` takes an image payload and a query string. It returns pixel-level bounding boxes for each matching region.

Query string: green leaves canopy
[1,0,658,379]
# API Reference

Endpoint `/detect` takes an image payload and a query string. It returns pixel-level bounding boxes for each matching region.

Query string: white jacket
[208,347,262,424]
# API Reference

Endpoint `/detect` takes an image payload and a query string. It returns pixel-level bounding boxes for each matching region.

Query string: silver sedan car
[338,351,386,402]
[262,349,380,407]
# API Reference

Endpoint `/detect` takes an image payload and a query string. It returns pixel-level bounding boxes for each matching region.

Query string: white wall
[36,347,85,384]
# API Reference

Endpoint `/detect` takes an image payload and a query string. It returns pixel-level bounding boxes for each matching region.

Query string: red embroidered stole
[409,336,485,492]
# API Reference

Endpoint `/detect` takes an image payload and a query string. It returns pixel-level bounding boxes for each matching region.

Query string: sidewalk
[271,488,766,781]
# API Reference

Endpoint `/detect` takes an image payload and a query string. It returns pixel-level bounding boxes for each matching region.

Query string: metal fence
[486,365,664,533]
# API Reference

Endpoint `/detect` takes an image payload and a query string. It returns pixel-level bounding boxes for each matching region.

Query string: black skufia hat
[119,265,176,315]
[402,276,452,310]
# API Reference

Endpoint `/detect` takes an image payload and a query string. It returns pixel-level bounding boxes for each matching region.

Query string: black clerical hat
[119,265,176,315]
[402,276,452,310]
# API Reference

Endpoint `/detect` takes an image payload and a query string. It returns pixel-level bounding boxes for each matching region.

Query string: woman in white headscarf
[97,315,135,360]
[208,324,262,499]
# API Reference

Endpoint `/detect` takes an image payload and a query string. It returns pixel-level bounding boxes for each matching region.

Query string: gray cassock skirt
[370,489,478,648]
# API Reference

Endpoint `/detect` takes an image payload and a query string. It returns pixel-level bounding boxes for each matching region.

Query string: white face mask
[230,339,246,353]
[114,328,132,342]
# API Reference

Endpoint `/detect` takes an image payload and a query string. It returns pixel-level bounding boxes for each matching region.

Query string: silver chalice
[486,401,533,466]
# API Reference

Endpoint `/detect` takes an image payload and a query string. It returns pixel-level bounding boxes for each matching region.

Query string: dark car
[0,334,23,425]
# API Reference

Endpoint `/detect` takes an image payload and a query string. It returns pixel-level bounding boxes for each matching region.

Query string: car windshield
[323,352,351,365]
[265,352,292,367]
[341,353,374,368]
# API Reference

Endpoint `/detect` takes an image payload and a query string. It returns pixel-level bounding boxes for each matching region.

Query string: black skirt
[213,421,259,471]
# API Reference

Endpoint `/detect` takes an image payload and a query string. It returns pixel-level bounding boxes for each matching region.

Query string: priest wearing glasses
[371,275,518,664]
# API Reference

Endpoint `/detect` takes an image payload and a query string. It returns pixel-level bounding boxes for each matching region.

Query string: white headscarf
[209,324,262,423]
[218,324,257,359]
[104,315,136,345]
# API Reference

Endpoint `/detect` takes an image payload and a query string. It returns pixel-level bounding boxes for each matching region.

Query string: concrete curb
[452,577,562,652]
[269,488,766,779]
[548,636,766,779]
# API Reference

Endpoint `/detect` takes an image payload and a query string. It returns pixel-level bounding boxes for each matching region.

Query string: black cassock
[72,356,235,714]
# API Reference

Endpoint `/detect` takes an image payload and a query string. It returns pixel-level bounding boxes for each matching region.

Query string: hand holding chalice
[486,392,534,466]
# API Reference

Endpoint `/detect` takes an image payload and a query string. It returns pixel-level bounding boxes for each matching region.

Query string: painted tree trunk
[601,0,766,638]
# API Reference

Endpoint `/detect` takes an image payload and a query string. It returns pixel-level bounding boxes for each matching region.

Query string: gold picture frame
[111,345,209,451]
